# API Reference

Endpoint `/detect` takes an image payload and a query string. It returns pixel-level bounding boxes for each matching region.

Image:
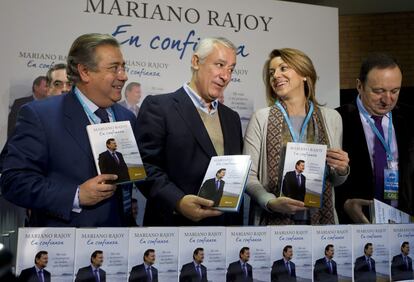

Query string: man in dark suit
[119,82,141,117]
[0,33,136,227]
[271,245,296,282]
[18,251,51,282]
[179,248,207,282]
[391,241,413,281]
[354,243,376,282]
[7,76,48,137]
[282,160,306,201]
[198,168,226,206]
[98,138,130,183]
[226,247,253,282]
[75,250,106,282]
[313,244,338,282]
[129,249,158,282]
[335,53,414,223]
[137,37,243,226]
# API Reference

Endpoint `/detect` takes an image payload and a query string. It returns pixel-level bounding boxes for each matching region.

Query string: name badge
[384,165,398,200]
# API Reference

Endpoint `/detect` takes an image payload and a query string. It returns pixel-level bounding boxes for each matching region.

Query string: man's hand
[327,148,350,175]
[344,198,372,224]
[266,197,306,214]
[79,174,118,206]
[176,195,223,222]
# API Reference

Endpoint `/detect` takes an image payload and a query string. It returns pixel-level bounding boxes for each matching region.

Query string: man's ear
[356,78,364,94]
[191,54,200,71]
[78,64,90,83]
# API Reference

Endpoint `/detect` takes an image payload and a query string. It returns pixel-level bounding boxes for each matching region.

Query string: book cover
[352,225,389,282]
[16,228,76,282]
[388,224,414,282]
[312,225,353,282]
[270,225,313,282]
[226,226,270,282]
[74,228,129,282]
[197,155,251,212]
[281,142,327,208]
[179,227,226,282]
[86,121,146,185]
[128,227,179,281]
[370,199,411,224]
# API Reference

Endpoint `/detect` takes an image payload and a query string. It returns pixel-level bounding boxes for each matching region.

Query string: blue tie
[94,269,100,282]
[372,115,387,202]
[196,265,202,280]
[38,269,44,282]
[146,266,152,282]
[95,108,109,123]
[286,261,291,275]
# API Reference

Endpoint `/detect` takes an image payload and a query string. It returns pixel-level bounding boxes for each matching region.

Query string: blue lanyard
[275,100,314,143]
[74,88,116,124]
[356,97,393,161]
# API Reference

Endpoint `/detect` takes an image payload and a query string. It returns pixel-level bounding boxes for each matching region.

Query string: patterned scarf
[262,101,335,225]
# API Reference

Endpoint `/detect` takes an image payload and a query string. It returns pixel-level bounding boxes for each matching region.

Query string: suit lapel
[173,88,217,157]
[63,91,94,161]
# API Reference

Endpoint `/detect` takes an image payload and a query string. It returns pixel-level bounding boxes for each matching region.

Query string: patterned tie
[367,258,372,271]
[297,174,301,186]
[372,115,387,201]
[146,266,152,282]
[243,263,248,278]
[94,269,100,282]
[286,261,291,275]
[95,108,109,123]
[196,265,202,280]
[216,180,220,190]
[328,260,333,274]
[112,152,120,164]
[38,269,44,282]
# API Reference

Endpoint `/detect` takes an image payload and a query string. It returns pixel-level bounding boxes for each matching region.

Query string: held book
[280,142,327,208]
[86,121,146,185]
[370,198,411,224]
[197,155,251,212]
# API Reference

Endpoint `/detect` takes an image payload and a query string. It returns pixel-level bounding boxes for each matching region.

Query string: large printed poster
[0,0,339,146]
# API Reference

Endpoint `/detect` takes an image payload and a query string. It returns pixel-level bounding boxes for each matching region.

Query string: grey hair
[67,33,120,84]
[192,37,237,72]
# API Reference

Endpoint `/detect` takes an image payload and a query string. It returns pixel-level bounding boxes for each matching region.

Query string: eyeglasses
[103,65,127,75]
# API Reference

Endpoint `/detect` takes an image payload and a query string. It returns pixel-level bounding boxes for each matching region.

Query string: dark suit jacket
[18,266,51,282]
[336,102,414,223]
[313,258,338,282]
[271,259,296,282]
[391,254,413,281]
[129,263,158,282]
[282,171,306,202]
[137,87,243,226]
[354,255,376,282]
[8,95,34,137]
[226,261,253,282]
[75,266,106,282]
[179,262,207,282]
[198,178,224,206]
[0,90,137,227]
[98,150,130,183]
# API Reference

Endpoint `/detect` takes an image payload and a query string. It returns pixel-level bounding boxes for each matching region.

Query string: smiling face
[79,44,128,108]
[190,44,236,104]
[358,66,402,116]
[269,56,306,101]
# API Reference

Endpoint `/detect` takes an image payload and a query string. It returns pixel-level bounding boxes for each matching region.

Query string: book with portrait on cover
[280,142,327,208]
[86,121,146,185]
[197,155,251,212]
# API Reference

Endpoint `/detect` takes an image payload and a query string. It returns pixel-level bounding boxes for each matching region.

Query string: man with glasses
[226,247,253,282]
[335,53,414,224]
[180,248,207,282]
[313,244,338,282]
[0,33,136,227]
[18,251,51,282]
[46,63,72,95]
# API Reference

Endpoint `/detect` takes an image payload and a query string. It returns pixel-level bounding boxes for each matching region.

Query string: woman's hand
[327,148,350,175]
[266,197,306,214]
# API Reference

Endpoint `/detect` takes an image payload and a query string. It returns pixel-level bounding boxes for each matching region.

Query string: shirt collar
[91,265,100,272]
[75,87,99,113]
[183,83,218,114]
